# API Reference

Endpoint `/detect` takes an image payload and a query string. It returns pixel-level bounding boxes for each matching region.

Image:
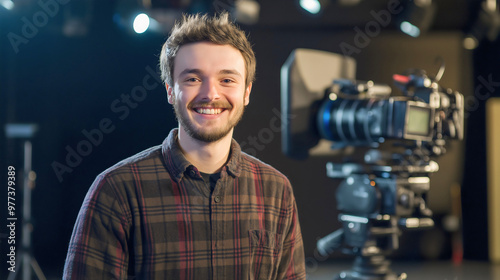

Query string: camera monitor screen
[406,104,432,138]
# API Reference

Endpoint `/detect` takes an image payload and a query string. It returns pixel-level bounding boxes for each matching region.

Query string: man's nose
[199,79,220,101]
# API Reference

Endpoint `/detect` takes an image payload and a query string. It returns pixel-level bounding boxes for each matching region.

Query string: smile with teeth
[194,108,224,115]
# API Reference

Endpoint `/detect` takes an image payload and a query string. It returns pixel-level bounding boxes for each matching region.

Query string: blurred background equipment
[281,49,464,279]
[396,0,437,37]
[486,98,500,263]
[5,124,46,280]
[463,0,500,50]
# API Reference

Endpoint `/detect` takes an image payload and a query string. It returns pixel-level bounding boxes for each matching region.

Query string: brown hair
[159,12,256,88]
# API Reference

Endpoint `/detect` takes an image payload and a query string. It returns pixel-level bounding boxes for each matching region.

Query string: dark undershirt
[200,172,221,194]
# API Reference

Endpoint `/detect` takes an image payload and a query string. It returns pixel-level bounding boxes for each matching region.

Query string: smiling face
[167,42,252,143]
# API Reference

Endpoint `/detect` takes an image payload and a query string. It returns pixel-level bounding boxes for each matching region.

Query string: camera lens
[317,97,386,145]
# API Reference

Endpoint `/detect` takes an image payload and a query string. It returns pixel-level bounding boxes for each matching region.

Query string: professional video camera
[281,49,464,280]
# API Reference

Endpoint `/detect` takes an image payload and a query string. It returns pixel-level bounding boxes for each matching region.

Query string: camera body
[317,74,463,150]
[281,49,464,159]
[318,79,432,145]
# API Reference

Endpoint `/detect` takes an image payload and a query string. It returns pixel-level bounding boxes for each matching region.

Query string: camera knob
[399,193,411,208]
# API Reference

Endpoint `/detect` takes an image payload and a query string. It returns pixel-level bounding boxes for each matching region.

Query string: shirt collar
[161,128,242,182]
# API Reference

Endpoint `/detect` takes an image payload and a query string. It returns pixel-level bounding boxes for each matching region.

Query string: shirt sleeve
[63,175,130,279]
[277,180,306,280]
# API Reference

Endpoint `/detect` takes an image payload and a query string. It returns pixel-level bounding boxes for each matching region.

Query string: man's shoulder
[238,152,297,204]
[99,145,164,180]
[239,152,290,183]
[83,144,170,208]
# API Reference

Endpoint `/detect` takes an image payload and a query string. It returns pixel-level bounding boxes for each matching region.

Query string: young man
[64,13,305,279]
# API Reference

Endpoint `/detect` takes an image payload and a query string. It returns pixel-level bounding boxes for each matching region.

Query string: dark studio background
[0,0,499,278]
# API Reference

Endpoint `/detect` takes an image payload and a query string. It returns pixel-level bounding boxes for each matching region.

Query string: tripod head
[317,146,440,280]
[318,146,438,254]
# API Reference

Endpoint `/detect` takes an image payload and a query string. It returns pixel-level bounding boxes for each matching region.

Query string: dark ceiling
[257,0,473,30]
[1,0,482,35]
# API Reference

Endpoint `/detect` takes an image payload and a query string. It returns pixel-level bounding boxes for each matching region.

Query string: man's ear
[166,83,174,104]
[244,82,252,106]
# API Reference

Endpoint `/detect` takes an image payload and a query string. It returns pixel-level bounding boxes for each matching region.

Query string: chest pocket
[248,230,282,280]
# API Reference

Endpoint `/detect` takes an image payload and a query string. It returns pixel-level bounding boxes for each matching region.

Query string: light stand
[5,124,46,280]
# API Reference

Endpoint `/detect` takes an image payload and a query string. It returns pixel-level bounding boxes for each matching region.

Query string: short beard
[172,97,245,143]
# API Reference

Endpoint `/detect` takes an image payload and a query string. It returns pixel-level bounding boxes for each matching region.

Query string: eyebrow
[178,68,243,78]
[218,69,243,77]
[178,68,202,77]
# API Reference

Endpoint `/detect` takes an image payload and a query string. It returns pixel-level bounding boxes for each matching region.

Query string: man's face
[167,42,252,143]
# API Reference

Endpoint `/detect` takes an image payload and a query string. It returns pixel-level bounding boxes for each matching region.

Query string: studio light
[400,21,421,37]
[114,0,199,35]
[463,36,479,50]
[234,0,260,25]
[300,0,322,14]
[463,0,500,50]
[133,13,150,34]
[397,0,436,37]
[0,0,14,10]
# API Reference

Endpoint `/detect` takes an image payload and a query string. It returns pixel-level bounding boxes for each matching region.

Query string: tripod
[317,149,438,280]
[5,124,46,280]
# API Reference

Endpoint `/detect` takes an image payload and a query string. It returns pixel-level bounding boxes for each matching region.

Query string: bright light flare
[1,0,14,10]
[300,0,321,14]
[463,36,479,50]
[400,21,421,37]
[133,13,150,34]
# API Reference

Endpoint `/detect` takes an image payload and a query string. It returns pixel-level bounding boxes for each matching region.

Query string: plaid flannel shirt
[63,129,306,280]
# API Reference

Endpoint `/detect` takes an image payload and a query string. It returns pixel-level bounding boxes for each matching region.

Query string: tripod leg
[5,255,48,280]
[7,256,21,280]
[23,251,31,280]
[31,258,47,280]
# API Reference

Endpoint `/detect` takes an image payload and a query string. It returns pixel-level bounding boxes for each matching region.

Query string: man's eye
[222,79,234,83]
[186,78,198,82]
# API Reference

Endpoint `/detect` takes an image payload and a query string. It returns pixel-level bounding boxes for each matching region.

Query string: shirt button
[189,169,196,177]
[214,196,221,203]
